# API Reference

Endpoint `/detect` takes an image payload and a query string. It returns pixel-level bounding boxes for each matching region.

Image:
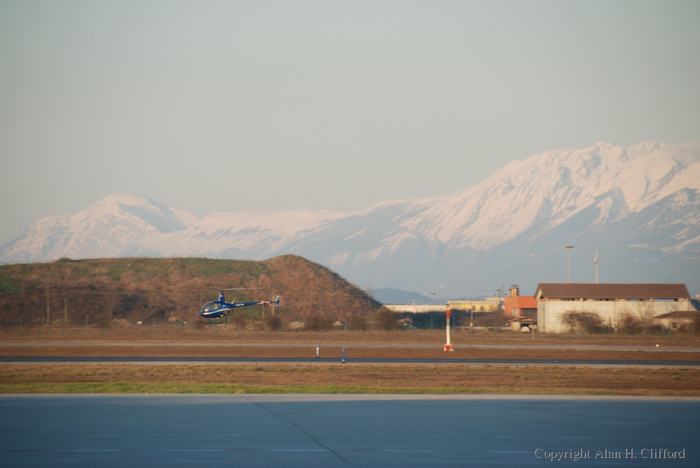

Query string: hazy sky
[1,0,699,244]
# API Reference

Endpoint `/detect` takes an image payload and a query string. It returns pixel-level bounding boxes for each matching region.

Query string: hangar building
[535,283,691,333]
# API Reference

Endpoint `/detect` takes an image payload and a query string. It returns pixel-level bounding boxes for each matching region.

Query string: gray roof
[535,283,690,300]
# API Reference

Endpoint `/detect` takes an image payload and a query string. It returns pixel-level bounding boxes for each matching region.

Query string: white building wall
[538,299,691,333]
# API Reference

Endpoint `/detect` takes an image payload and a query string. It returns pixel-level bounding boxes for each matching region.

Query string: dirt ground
[1,364,699,397]
[2,327,699,396]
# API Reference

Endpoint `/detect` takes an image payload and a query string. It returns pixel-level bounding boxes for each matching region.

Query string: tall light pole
[565,245,574,283]
[594,248,599,284]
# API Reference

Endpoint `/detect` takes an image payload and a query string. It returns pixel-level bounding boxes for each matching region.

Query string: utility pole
[565,245,574,283]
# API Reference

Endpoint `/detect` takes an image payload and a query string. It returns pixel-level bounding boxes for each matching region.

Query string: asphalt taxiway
[1,394,698,467]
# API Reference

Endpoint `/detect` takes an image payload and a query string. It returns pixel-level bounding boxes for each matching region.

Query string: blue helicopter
[199,290,280,319]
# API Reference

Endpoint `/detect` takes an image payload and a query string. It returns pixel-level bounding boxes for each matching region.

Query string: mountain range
[2,140,699,298]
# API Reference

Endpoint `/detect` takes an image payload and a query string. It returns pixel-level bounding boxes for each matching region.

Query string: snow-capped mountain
[2,141,699,296]
[0,193,199,264]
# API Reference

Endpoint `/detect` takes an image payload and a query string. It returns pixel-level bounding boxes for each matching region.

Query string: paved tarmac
[4,342,699,352]
[1,394,698,467]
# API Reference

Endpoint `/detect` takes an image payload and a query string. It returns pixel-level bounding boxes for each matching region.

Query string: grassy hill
[0,255,383,328]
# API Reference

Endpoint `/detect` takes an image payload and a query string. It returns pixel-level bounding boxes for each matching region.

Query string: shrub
[94,311,113,329]
[692,314,700,336]
[265,314,282,331]
[562,311,604,334]
[373,308,398,331]
[618,313,644,335]
[304,313,333,331]
[347,313,368,331]
[473,311,508,328]
[230,312,248,330]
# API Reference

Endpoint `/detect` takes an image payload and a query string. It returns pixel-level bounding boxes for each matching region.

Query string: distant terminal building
[383,300,502,329]
[382,304,445,314]
[381,303,449,330]
[447,298,501,313]
[536,283,692,333]
[383,299,504,314]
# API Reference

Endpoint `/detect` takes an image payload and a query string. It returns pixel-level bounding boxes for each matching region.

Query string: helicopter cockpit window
[200,301,218,313]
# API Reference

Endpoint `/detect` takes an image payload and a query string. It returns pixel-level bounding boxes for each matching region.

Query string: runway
[1,394,698,467]
[5,342,699,352]
[2,355,699,367]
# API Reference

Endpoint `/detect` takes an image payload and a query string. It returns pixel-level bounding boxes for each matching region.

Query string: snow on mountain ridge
[195,209,346,236]
[1,140,698,296]
[93,193,200,232]
[0,193,205,263]
[134,208,349,260]
[403,141,700,251]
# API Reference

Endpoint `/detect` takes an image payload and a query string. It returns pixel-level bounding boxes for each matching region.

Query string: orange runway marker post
[444,307,454,352]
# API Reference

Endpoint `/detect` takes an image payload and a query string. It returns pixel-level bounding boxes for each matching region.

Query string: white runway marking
[54,449,120,453]
[273,448,330,452]
[378,449,436,453]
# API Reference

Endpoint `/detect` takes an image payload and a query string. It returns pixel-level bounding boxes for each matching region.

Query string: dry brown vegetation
[2,364,699,397]
[0,256,383,327]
